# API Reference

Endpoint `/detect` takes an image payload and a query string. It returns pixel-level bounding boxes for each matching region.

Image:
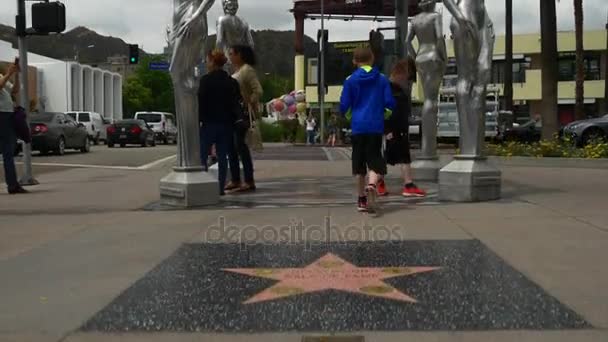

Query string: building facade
[0,40,123,121]
[300,30,607,124]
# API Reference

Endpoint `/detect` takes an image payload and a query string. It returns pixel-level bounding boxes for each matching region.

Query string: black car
[562,114,608,146]
[106,119,156,148]
[30,112,90,155]
[502,119,542,144]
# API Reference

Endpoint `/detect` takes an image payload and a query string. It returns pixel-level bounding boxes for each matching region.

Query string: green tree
[260,74,293,104]
[123,77,153,118]
[122,55,175,117]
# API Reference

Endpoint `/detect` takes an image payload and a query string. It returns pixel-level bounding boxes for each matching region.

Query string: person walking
[225,45,262,193]
[306,114,316,145]
[0,60,27,194]
[326,113,338,147]
[198,49,242,196]
[378,59,427,198]
[339,47,395,213]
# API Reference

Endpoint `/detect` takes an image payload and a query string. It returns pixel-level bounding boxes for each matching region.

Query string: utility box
[32,2,66,34]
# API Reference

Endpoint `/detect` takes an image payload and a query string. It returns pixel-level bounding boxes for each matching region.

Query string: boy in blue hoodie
[340,47,395,212]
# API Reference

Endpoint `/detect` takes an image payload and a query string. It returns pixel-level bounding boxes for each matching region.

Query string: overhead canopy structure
[291,0,424,54]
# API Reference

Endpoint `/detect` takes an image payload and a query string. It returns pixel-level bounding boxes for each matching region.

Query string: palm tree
[504,0,513,112]
[574,0,585,120]
[540,0,560,139]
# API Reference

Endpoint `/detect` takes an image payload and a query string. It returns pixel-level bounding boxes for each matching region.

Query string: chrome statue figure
[443,0,495,157]
[405,0,447,163]
[169,0,216,168]
[216,0,254,59]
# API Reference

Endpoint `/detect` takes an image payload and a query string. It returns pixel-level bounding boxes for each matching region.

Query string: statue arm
[191,0,216,21]
[216,18,225,50]
[405,21,416,61]
[434,15,448,63]
[442,0,466,23]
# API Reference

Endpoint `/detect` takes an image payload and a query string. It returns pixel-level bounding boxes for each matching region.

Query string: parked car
[30,112,90,155]
[134,112,177,144]
[561,114,608,147]
[437,105,502,144]
[106,119,156,148]
[66,111,105,144]
[502,119,542,143]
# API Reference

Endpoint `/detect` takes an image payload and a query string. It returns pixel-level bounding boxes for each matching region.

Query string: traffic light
[317,29,329,95]
[31,1,66,34]
[128,44,139,64]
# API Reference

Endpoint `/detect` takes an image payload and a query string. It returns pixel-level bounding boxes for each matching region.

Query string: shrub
[486,138,608,159]
[258,121,283,143]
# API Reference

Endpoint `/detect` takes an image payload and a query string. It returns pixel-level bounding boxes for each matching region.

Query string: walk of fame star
[223,253,440,304]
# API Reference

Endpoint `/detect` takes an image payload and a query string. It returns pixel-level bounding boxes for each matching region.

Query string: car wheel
[108,142,115,148]
[582,128,606,146]
[80,136,91,153]
[55,137,66,156]
[39,149,49,155]
[151,138,156,147]
[120,143,126,148]
[163,137,169,145]
[142,139,148,148]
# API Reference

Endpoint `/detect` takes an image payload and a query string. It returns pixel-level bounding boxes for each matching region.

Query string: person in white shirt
[0,60,27,194]
[306,115,316,145]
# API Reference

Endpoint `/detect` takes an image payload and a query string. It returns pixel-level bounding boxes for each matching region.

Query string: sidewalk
[0,158,607,342]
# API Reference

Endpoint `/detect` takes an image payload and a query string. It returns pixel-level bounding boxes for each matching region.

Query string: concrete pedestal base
[412,158,441,182]
[439,156,501,202]
[160,167,219,208]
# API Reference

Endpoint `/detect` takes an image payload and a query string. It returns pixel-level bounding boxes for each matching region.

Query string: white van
[134,112,178,144]
[66,111,105,144]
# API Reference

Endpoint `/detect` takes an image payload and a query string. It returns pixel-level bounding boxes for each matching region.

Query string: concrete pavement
[0,150,607,341]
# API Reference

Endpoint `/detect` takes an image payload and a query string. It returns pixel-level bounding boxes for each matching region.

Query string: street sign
[149,61,170,71]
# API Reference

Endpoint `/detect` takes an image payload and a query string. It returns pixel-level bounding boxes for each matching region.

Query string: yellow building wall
[303,30,607,105]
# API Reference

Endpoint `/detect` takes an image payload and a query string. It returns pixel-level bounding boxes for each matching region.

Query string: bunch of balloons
[267,90,307,120]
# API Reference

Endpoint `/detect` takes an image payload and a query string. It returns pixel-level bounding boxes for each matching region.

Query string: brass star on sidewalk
[223,253,440,304]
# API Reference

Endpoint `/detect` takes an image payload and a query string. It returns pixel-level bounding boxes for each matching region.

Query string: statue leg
[174,84,202,169]
[419,64,444,159]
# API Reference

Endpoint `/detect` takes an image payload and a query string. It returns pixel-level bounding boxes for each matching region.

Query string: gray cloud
[0,0,606,53]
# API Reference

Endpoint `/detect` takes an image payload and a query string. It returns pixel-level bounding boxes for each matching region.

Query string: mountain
[0,24,316,79]
[0,24,145,64]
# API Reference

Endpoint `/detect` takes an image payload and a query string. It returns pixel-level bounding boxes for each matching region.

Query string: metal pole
[604,13,608,114]
[320,0,325,143]
[403,0,409,60]
[16,0,38,186]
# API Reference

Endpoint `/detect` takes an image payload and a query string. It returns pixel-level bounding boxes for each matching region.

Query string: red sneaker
[402,184,427,197]
[377,179,389,197]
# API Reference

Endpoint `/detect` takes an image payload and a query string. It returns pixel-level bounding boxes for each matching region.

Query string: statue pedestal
[160,167,219,208]
[412,157,441,182]
[439,156,501,202]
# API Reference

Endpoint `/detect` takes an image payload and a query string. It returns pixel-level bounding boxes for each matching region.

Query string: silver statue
[443,0,495,157]
[169,0,216,169]
[216,0,254,58]
[406,0,447,174]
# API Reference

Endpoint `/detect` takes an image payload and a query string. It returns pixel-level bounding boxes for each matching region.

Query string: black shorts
[385,133,412,166]
[351,134,386,176]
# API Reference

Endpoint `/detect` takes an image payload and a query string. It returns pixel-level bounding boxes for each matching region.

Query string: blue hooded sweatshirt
[339,66,395,135]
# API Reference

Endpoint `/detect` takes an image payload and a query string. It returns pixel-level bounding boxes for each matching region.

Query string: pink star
[223,253,440,304]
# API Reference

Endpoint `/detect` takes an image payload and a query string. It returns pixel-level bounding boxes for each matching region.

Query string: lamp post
[16,0,38,186]
[604,13,608,114]
[320,0,326,144]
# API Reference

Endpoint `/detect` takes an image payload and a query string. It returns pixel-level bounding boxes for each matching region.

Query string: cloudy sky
[1,0,606,53]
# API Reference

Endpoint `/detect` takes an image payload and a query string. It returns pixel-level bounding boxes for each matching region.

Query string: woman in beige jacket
[225,44,263,192]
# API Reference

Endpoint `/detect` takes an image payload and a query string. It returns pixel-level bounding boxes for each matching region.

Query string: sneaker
[377,179,389,197]
[402,183,426,197]
[357,196,368,212]
[365,185,377,213]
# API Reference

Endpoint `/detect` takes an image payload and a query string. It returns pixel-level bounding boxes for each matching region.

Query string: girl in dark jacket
[198,49,242,195]
[378,59,426,198]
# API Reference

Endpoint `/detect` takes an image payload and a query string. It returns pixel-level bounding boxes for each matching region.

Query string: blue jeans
[307,130,315,145]
[228,125,254,184]
[0,112,19,190]
[200,123,234,195]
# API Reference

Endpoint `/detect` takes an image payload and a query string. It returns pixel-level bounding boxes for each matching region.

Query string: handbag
[13,106,31,143]
[244,104,263,152]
